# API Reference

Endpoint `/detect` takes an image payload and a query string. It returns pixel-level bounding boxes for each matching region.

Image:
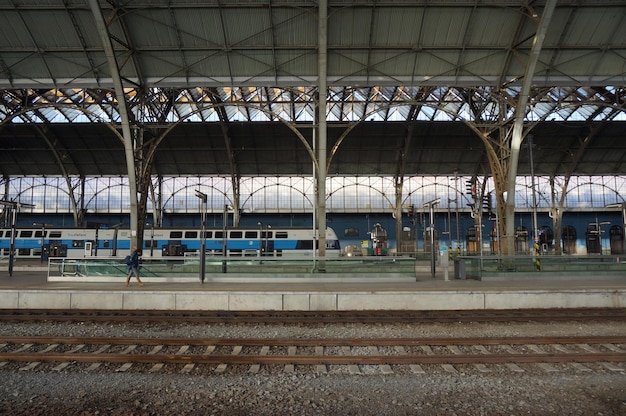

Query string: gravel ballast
[0,319,625,415]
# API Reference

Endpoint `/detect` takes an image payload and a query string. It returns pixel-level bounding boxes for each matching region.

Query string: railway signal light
[483,192,493,215]
[465,178,476,199]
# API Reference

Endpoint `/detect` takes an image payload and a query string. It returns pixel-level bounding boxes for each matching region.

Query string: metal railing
[46,255,419,282]
[457,255,626,279]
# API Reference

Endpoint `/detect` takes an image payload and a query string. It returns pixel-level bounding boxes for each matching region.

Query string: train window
[275,232,288,239]
[203,231,212,239]
[34,230,47,238]
[4,231,11,237]
[0,231,4,237]
[185,231,198,238]
[170,231,183,238]
[144,240,157,248]
[18,249,30,255]
[72,240,85,248]
[344,228,359,237]
[215,231,224,238]
[245,231,257,238]
[20,230,33,238]
[261,231,273,238]
[49,231,62,238]
[230,231,243,239]
[103,240,110,248]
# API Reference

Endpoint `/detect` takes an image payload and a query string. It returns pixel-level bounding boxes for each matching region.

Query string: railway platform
[0,260,624,312]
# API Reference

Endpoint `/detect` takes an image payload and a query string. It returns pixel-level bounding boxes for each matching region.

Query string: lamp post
[221,204,232,273]
[222,205,227,256]
[110,222,123,257]
[526,135,542,270]
[195,190,207,283]
[94,224,99,257]
[453,171,460,255]
[1,200,35,276]
[9,207,17,275]
[149,223,155,257]
[257,221,263,257]
[423,198,441,279]
[257,222,271,261]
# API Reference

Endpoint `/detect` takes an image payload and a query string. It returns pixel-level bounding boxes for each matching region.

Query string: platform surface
[1,262,625,311]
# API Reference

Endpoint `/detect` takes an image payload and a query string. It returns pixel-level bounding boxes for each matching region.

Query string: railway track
[0,308,625,324]
[0,335,624,374]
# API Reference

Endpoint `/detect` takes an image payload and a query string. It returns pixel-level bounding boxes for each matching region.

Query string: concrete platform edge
[0,288,624,311]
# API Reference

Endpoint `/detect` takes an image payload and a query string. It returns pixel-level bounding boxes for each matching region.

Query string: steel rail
[0,335,625,347]
[0,352,624,366]
[0,308,624,324]
[0,335,624,367]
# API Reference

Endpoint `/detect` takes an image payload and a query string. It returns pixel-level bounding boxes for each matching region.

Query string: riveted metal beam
[504,0,557,256]
[88,0,139,249]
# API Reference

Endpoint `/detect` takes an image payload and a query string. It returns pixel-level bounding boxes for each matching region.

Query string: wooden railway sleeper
[0,352,624,366]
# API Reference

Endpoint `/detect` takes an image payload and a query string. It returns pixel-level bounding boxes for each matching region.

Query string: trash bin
[454,259,466,280]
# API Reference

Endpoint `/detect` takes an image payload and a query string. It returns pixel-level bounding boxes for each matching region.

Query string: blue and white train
[0,226,341,259]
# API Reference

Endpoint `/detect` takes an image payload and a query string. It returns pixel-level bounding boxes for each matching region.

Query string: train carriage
[0,226,341,259]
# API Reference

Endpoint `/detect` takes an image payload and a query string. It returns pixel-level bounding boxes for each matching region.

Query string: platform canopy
[1,0,625,178]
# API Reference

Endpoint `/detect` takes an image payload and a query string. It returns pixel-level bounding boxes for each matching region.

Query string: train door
[84,241,93,257]
[562,225,577,254]
[263,239,275,256]
[49,242,66,257]
[609,225,624,255]
[585,223,601,254]
[259,230,274,256]
[515,226,529,254]
[162,241,185,256]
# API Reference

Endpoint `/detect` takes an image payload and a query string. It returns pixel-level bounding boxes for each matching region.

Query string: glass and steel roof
[1,1,625,178]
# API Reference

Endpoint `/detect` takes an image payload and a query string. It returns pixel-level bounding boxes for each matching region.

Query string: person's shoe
[125,283,130,287]
[139,283,144,287]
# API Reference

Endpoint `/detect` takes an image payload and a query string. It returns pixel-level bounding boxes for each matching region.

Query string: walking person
[125,248,143,287]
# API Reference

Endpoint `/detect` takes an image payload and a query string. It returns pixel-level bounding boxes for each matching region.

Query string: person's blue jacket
[129,251,139,268]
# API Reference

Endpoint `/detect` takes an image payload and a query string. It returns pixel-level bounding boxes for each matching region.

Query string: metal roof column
[316,0,328,258]
[504,0,556,255]
[88,0,139,248]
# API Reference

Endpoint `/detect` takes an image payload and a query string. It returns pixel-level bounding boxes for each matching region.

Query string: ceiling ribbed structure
[2,0,625,88]
[0,0,625,178]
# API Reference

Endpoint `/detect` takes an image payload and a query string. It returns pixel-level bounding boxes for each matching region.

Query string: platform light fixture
[423,198,441,279]
[195,190,207,283]
[145,222,155,257]
[257,221,263,257]
[1,200,35,276]
[221,204,233,273]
